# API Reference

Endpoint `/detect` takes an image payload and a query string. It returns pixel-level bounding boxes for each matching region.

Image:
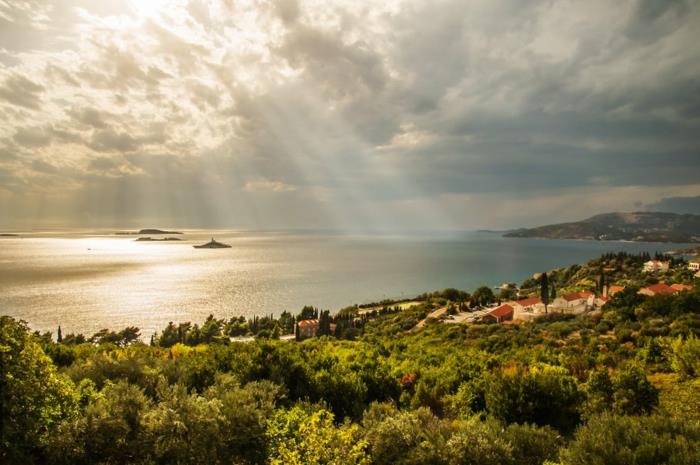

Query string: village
[445,258,698,327]
[291,257,700,338]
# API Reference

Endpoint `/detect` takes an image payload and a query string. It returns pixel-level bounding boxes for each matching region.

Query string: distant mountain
[504,212,700,243]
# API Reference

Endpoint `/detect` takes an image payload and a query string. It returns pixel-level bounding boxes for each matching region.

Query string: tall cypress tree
[540,272,550,314]
[57,326,62,343]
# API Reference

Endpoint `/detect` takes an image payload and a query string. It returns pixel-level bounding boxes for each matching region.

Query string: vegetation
[2,252,699,464]
[504,211,700,243]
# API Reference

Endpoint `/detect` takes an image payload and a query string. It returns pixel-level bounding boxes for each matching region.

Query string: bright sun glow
[129,0,174,18]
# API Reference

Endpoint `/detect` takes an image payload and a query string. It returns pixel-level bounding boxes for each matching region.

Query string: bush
[669,335,700,379]
[561,412,700,465]
[611,367,658,415]
[485,365,582,434]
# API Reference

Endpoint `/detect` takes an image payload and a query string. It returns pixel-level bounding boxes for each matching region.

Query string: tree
[318,310,332,336]
[670,335,700,379]
[298,305,318,321]
[471,286,495,307]
[540,272,550,314]
[57,326,62,343]
[561,412,700,465]
[141,383,221,464]
[0,317,78,464]
[583,369,614,416]
[611,367,658,415]
[267,406,370,465]
[486,365,582,434]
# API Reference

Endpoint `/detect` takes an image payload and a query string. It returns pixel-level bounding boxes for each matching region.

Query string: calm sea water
[0,230,684,337]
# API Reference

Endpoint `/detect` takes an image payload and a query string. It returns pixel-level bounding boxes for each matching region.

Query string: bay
[0,230,685,336]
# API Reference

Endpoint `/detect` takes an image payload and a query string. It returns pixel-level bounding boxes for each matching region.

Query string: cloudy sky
[1,0,699,231]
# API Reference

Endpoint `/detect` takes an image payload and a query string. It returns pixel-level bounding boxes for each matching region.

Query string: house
[638,283,677,297]
[551,291,595,314]
[482,304,514,324]
[594,295,610,307]
[688,261,700,272]
[643,260,670,273]
[510,297,545,320]
[296,319,337,338]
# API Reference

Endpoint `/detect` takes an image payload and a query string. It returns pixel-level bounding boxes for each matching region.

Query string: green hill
[504,212,700,243]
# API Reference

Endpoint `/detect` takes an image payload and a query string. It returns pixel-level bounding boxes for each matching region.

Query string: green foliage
[486,365,583,434]
[505,423,562,465]
[267,406,370,465]
[4,252,700,464]
[669,335,700,379]
[561,412,700,465]
[470,286,496,307]
[0,317,78,464]
[610,367,659,415]
[363,405,449,465]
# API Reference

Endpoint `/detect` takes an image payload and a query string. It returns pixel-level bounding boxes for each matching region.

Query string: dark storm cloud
[646,196,700,215]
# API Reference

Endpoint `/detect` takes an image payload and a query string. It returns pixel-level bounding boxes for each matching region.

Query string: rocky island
[193,238,232,249]
[134,237,182,242]
[116,229,183,235]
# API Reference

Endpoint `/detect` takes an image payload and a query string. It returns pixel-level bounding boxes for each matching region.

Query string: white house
[688,261,700,272]
[509,297,546,320]
[643,260,670,273]
[551,291,595,314]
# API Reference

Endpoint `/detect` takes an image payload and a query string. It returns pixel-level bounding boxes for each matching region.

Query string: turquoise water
[0,230,684,336]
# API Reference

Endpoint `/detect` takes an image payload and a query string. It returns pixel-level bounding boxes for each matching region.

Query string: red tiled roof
[609,285,625,294]
[516,297,542,306]
[643,283,676,295]
[563,290,595,301]
[489,304,514,318]
[298,319,319,328]
[671,284,692,292]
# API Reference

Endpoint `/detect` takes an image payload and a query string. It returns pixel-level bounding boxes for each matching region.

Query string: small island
[0,233,20,237]
[134,237,182,242]
[193,238,232,249]
[116,229,183,235]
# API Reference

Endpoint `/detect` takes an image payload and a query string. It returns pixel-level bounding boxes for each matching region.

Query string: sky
[0,0,699,232]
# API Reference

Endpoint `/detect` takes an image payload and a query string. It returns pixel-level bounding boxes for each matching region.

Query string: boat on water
[193,238,232,249]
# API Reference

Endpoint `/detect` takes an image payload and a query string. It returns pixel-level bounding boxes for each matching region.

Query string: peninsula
[504,211,700,243]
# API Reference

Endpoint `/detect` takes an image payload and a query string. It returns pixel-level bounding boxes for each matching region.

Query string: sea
[0,230,687,337]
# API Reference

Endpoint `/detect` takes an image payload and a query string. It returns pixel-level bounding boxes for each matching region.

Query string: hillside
[3,251,700,464]
[504,212,700,243]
